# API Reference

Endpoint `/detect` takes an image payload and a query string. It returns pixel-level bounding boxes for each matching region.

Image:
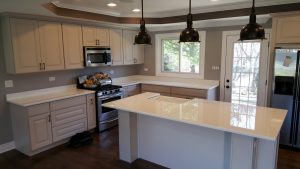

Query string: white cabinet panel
[62,24,84,69]
[38,21,64,71]
[82,26,97,46]
[97,28,110,46]
[123,30,134,65]
[86,94,96,130]
[110,29,123,65]
[52,118,87,142]
[51,104,87,127]
[9,18,41,73]
[275,15,300,43]
[29,113,52,150]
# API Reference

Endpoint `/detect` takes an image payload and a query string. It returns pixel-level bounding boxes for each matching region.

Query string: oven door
[84,48,112,67]
[97,93,122,132]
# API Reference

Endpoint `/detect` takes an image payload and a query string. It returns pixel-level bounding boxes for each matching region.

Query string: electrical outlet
[144,68,149,72]
[110,70,114,74]
[4,80,13,88]
[49,77,56,82]
[212,66,220,70]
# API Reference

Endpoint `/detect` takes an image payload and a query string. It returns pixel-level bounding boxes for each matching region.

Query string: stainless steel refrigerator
[271,48,300,148]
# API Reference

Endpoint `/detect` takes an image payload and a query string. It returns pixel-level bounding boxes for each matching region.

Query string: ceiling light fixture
[134,0,151,45]
[239,0,266,41]
[179,0,200,43]
[132,8,141,12]
[107,3,117,7]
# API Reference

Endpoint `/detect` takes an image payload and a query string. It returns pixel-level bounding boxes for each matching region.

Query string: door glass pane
[231,42,261,106]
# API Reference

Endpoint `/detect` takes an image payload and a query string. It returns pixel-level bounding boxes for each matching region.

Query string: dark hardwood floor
[0,127,299,169]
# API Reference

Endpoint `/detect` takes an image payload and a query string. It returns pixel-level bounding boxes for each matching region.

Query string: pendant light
[134,0,151,45]
[179,0,200,43]
[239,0,266,41]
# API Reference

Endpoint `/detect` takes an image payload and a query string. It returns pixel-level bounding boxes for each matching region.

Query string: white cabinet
[29,113,52,151]
[133,40,144,64]
[39,21,65,71]
[2,18,65,73]
[86,94,96,130]
[110,29,124,65]
[82,26,109,46]
[9,94,94,156]
[5,18,42,73]
[273,14,300,43]
[62,24,84,69]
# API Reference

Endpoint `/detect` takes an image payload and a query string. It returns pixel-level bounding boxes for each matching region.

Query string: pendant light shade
[134,0,151,45]
[239,0,266,41]
[179,0,200,43]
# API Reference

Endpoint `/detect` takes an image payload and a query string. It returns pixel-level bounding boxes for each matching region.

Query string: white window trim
[155,32,206,79]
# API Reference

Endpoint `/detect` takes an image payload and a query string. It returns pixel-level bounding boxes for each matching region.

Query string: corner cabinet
[123,30,144,65]
[273,14,300,43]
[2,18,65,73]
[9,94,96,156]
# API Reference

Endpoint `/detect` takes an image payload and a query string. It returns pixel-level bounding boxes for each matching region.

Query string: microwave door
[104,52,108,64]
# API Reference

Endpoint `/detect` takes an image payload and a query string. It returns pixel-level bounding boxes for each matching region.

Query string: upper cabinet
[110,29,124,65]
[39,21,65,71]
[62,24,84,69]
[82,26,109,46]
[2,18,65,73]
[273,14,300,43]
[122,30,145,65]
[5,18,42,73]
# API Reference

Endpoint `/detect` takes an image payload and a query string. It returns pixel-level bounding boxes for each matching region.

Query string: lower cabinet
[29,113,52,151]
[123,84,141,97]
[10,94,96,156]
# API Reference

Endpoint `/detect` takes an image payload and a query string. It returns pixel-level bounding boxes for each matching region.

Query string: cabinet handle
[133,58,137,63]
[48,115,51,122]
[43,63,46,70]
[39,63,42,70]
[90,98,94,104]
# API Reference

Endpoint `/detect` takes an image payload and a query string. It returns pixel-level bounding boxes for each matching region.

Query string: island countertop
[103,92,287,141]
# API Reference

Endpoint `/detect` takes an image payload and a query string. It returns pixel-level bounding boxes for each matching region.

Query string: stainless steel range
[77,73,123,132]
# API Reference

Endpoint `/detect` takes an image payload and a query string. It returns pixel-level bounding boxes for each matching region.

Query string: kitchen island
[103,93,287,169]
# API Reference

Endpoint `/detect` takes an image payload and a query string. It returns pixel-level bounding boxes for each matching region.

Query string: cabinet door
[123,30,134,65]
[110,29,123,65]
[10,18,42,73]
[62,24,84,69]
[275,15,300,43]
[39,21,64,71]
[134,42,144,64]
[86,94,96,130]
[29,113,52,151]
[82,26,97,46]
[97,28,110,46]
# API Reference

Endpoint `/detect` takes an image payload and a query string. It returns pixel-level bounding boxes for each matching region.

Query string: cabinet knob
[90,98,94,104]
[133,58,137,63]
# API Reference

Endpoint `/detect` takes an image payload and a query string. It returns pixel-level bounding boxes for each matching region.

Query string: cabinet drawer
[50,96,86,111]
[126,84,141,96]
[141,84,171,93]
[171,94,194,99]
[52,118,87,142]
[28,103,50,117]
[51,104,87,127]
[171,87,207,98]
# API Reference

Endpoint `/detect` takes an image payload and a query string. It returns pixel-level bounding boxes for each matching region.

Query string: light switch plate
[49,77,56,82]
[5,80,13,88]
[110,70,114,74]
[144,68,149,72]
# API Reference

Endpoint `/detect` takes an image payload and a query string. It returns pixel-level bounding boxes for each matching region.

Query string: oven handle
[99,93,123,100]
[100,118,118,124]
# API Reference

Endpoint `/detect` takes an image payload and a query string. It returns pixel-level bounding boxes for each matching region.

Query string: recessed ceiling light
[210,0,219,2]
[132,8,141,12]
[107,3,117,7]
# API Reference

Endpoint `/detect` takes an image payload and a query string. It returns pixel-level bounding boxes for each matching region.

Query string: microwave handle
[104,52,108,64]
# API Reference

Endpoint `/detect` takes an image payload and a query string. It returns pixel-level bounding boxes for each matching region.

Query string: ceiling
[0,0,299,18]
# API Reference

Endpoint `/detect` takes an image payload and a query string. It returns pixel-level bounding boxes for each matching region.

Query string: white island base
[119,111,278,169]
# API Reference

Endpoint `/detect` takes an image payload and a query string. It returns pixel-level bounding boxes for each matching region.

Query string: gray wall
[0,39,139,145]
[138,21,272,80]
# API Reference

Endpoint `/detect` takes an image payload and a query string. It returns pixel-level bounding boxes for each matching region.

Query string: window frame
[155,32,206,79]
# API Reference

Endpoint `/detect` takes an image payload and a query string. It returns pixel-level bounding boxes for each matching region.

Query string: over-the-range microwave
[84,47,112,67]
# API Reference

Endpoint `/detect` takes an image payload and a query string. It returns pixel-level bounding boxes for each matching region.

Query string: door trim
[220,29,271,105]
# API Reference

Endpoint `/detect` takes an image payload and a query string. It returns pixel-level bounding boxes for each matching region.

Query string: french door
[221,31,270,106]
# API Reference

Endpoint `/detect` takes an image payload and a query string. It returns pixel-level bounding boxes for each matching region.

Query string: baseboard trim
[0,141,15,153]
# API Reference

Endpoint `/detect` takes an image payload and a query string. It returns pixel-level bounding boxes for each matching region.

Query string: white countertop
[112,75,219,90]
[6,85,95,107]
[103,92,287,141]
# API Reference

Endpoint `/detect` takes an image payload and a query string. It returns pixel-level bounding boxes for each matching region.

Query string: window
[155,32,206,79]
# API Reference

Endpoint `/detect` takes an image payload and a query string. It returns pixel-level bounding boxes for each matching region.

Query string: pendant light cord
[142,0,144,20]
[189,0,191,14]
